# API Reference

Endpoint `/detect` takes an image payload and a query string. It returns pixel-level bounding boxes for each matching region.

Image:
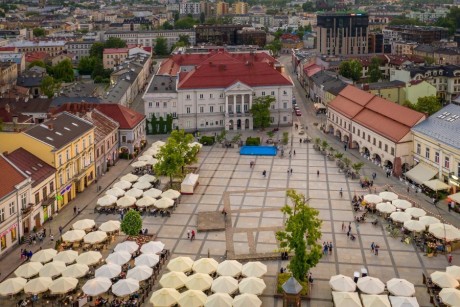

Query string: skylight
[55,132,62,136]
[72,123,78,127]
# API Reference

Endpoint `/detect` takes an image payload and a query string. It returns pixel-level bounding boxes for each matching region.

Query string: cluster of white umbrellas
[150,259,266,306]
[330,275,420,307]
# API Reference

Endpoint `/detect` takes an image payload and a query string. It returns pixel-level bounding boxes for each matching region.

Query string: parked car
[295,110,302,116]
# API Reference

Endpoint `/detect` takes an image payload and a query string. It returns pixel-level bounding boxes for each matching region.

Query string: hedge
[246,137,261,146]
[199,136,215,146]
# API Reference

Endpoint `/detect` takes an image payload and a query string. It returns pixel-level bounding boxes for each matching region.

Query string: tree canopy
[276,190,322,282]
[368,57,382,82]
[40,76,61,98]
[174,17,198,29]
[28,60,46,69]
[339,60,362,82]
[121,210,143,236]
[154,37,169,56]
[404,95,442,115]
[250,96,274,129]
[33,28,46,37]
[51,59,75,82]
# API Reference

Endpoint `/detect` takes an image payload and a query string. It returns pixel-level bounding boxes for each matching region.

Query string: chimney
[5,103,10,113]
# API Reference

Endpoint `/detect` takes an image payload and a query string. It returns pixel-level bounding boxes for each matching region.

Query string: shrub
[282,132,289,145]
[245,137,261,146]
[121,210,143,236]
[199,136,215,146]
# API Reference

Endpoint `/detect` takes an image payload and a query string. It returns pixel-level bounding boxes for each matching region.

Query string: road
[277,55,460,226]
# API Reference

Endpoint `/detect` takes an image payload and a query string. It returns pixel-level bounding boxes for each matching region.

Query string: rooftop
[0,155,28,200]
[96,104,145,130]
[7,40,67,48]
[147,75,177,93]
[82,109,119,144]
[6,148,55,188]
[412,104,460,149]
[103,48,129,54]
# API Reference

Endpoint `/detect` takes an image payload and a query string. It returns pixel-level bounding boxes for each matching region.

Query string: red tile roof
[82,109,119,143]
[329,85,426,142]
[0,47,17,52]
[0,155,28,199]
[103,48,129,54]
[96,104,145,130]
[25,51,49,63]
[6,148,55,188]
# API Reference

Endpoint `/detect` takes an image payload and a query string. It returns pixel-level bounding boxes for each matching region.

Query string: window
[362,132,365,139]
[11,227,16,242]
[384,144,388,152]
[186,120,191,128]
[58,155,62,166]
[219,93,224,98]
[186,107,191,114]
[209,94,213,99]
[89,135,92,145]
[283,90,287,95]
[199,94,204,99]
[173,101,177,107]
[66,167,70,180]
[83,139,86,150]
[457,162,460,177]
[219,105,224,112]
[35,193,40,205]
[199,106,204,113]
[445,156,450,169]
[186,94,191,100]
[357,129,360,137]
[21,193,26,209]
[261,91,266,96]
[43,186,47,199]
[379,141,382,149]
[75,144,79,154]
[353,127,355,134]
[121,135,127,143]
[148,102,152,107]
[163,102,167,107]
[9,202,15,215]
[219,120,224,126]
[425,147,430,159]
[0,208,4,223]
[416,143,421,154]
[373,138,376,145]
[435,152,440,163]
[368,136,370,142]
[271,91,275,96]
[391,147,395,155]
[210,106,214,113]
[66,149,70,160]
[283,102,287,109]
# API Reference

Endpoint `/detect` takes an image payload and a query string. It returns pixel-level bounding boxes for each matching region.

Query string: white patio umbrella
[113,180,132,190]
[151,140,166,148]
[429,223,460,242]
[211,276,238,294]
[357,276,385,294]
[193,258,219,274]
[138,174,157,183]
[72,219,95,231]
[138,155,154,162]
[404,220,425,232]
[39,261,66,278]
[127,265,153,281]
[61,263,89,278]
[82,277,112,296]
[143,149,156,157]
[155,197,174,209]
[185,273,213,291]
[430,271,460,288]
[15,262,43,278]
[364,194,383,204]
[361,294,391,307]
[329,274,357,292]
[131,161,147,168]
[439,288,460,307]
[238,277,266,295]
[106,251,131,266]
[114,241,139,254]
[446,265,460,280]
[112,278,139,297]
[379,191,398,201]
[31,248,57,263]
[99,220,121,233]
[386,278,416,297]
[389,296,419,307]
[143,188,162,198]
[149,288,180,306]
[84,231,107,244]
[205,293,233,307]
[332,292,362,307]
[0,277,27,296]
[76,251,102,266]
[97,195,118,207]
[392,199,413,210]
[116,196,137,208]
[105,187,125,198]
[233,293,262,307]
[376,202,396,214]
[159,271,187,289]
[120,173,139,183]
[167,256,194,273]
[49,277,78,295]
[95,263,122,279]
[140,241,165,254]
[405,207,426,218]
[24,277,52,294]
[161,189,181,199]
[217,260,242,277]
[139,156,157,165]
[136,196,156,208]
[178,290,207,307]
[125,188,143,199]
[133,181,152,190]
[134,253,160,267]
[62,229,86,243]
[53,250,78,264]
[419,215,441,227]
[242,261,267,278]
[390,211,412,223]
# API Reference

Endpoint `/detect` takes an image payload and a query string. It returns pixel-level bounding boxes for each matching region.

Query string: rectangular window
[66,149,70,160]
[362,132,365,139]
[210,106,214,113]
[58,155,62,166]
[219,93,224,98]
[391,147,395,156]
[186,120,191,128]
[0,209,4,222]
[21,193,26,209]
[42,186,47,200]
[186,107,191,114]
[261,91,266,96]
[357,129,360,137]
[445,156,450,169]
[35,193,40,205]
[373,138,376,145]
[83,139,86,150]
[457,162,460,177]
[435,152,440,163]
[379,141,382,149]
[271,91,275,96]
[209,94,213,99]
[425,148,430,159]
[121,135,127,143]
[9,202,15,215]
[199,94,204,99]
[11,227,16,242]
[155,102,160,107]
[219,120,224,126]
[199,106,204,113]
[186,94,191,100]
[148,102,152,107]
[49,181,54,193]
[353,127,355,134]
[283,102,287,109]
[75,144,79,154]
[173,101,177,107]
[163,102,167,107]
[384,144,388,152]
[219,105,224,112]
[416,143,421,154]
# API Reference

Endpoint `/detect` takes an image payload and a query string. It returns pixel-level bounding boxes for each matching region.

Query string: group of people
[322,242,333,255]
[20,249,33,260]
[370,242,380,256]
[26,229,46,245]
[187,229,196,241]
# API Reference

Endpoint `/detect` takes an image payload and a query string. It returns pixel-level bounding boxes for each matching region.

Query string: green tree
[169,129,199,173]
[162,21,174,30]
[40,76,60,98]
[104,37,127,49]
[342,157,351,169]
[51,59,75,82]
[158,116,165,134]
[77,56,97,75]
[250,96,274,129]
[414,96,442,115]
[178,35,190,45]
[150,114,158,134]
[265,40,282,56]
[276,190,322,282]
[368,57,382,82]
[351,162,365,175]
[89,42,105,59]
[174,17,198,29]
[302,2,315,12]
[120,209,143,236]
[33,28,46,37]
[320,140,329,151]
[424,56,435,65]
[216,130,227,143]
[154,37,169,56]
[166,114,173,133]
[28,60,46,69]
[339,60,362,82]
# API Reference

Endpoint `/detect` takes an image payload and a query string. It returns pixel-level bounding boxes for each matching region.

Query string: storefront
[0,223,18,256]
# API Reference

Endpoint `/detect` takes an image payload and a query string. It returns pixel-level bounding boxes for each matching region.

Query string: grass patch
[277,273,309,296]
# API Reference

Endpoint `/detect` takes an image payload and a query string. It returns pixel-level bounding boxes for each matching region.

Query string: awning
[314,103,326,110]
[449,192,460,204]
[404,163,437,185]
[423,179,450,191]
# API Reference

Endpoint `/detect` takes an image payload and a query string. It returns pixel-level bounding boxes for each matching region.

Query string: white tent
[97,195,118,207]
[105,187,125,198]
[120,173,138,183]
[389,296,420,307]
[125,188,143,199]
[143,188,162,199]
[138,174,157,183]
[113,180,132,190]
[181,173,199,195]
[82,277,112,296]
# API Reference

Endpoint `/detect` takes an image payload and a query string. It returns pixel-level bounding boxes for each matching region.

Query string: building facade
[103,48,129,69]
[5,41,66,57]
[195,25,245,45]
[65,41,94,63]
[385,25,449,44]
[103,30,196,50]
[180,2,201,15]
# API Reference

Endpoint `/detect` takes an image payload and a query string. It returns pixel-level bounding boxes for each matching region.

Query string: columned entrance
[225,93,253,131]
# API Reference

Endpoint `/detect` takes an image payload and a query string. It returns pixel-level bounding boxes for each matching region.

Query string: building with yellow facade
[216,1,229,16]
[232,1,248,14]
[0,112,95,210]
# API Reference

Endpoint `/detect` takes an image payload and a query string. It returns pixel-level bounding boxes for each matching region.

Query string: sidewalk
[0,159,132,282]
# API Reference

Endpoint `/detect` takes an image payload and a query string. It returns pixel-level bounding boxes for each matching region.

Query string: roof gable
[225,81,252,92]
[6,148,55,187]
[0,155,28,199]
[340,85,374,106]
[96,104,145,130]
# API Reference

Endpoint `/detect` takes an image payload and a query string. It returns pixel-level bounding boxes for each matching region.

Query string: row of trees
[338,57,382,83]
[313,138,365,175]
[146,114,174,134]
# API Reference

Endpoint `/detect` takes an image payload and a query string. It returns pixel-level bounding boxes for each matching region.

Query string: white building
[143,51,294,132]
[103,30,196,50]
[180,2,201,15]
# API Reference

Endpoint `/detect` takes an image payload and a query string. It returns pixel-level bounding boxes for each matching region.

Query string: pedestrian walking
[344,144,347,151]
[348,222,352,233]
[448,253,453,265]
[308,272,313,285]
[77,207,81,215]
[300,138,302,143]
[317,170,320,177]
[73,206,77,215]
[294,150,296,156]
[191,230,195,241]
[328,242,333,255]
[43,229,46,237]
[287,169,290,176]
[371,242,375,253]
[50,234,54,242]
[20,249,24,260]
[339,188,343,198]
[407,186,410,193]
[187,229,190,239]
[347,230,350,238]
[290,168,293,174]
[59,226,63,235]
[263,170,266,178]
[374,245,379,256]
[341,221,345,231]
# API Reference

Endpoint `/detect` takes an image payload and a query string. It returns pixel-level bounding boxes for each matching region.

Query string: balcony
[22,203,34,216]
